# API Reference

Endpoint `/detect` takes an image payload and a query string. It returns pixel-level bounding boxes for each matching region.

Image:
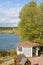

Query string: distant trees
[18,1,43,46]
[0,27,17,34]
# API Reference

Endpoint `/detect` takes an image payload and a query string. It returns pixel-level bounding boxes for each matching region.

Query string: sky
[0,0,43,27]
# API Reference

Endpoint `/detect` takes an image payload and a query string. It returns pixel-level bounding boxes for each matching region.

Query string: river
[0,34,20,50]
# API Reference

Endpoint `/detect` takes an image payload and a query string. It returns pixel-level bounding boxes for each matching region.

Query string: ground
[0,59,14,65]
[29,56,43,65]
[0,56,43,65]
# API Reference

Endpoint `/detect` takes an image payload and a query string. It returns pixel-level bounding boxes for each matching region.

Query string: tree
[18,1,43,46]
[40,2,43,13]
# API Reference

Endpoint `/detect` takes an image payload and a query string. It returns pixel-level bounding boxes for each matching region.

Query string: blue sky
[0,0,43,27]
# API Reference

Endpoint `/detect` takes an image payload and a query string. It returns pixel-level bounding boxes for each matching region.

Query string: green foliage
[0,49,16,57]
[8,49,16,56]
[0,51,10,57]
[40,2,43,12]
[18,1,43,46]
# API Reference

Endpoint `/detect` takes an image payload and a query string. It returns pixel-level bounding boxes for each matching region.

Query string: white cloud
[0,5,21,27]
[0,7,21,17]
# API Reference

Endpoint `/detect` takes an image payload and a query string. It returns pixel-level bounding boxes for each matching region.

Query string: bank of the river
[0,33,20,64]
[0,27,17,34]
[0,49,16,64]
[0,30,16,34]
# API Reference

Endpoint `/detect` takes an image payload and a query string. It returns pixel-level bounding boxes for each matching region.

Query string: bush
[0,49,16,57]
[8,49,16,56]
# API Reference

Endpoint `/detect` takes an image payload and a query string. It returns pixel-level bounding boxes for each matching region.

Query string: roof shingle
[16,41,40,47]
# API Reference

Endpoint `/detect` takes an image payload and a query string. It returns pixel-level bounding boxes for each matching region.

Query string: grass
[0,49,16,63]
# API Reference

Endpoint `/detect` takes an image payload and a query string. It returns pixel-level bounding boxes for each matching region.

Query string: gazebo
[16,41,40,57]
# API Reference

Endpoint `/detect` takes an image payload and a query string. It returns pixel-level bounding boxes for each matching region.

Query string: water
[0,34,20,51]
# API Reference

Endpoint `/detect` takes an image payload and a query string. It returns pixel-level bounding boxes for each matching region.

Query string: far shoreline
[0,27,17,34]
[0,31,16,34]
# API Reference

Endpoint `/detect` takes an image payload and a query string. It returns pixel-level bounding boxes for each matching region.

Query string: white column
[36,47,38,56]
[31,47,32,57]
[17,46,18,55]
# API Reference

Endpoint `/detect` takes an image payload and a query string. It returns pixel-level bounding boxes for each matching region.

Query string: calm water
[0,34,20,51]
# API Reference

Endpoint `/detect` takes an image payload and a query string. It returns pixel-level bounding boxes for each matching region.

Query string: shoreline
[0,31,17,34]
[0,27,17,34]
